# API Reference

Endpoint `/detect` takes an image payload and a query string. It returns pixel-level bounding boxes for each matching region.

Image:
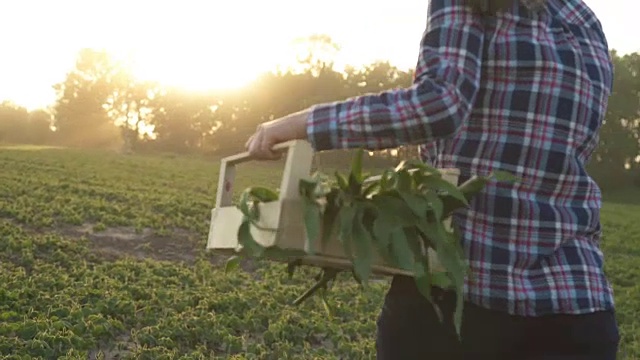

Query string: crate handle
[215,140,315,208]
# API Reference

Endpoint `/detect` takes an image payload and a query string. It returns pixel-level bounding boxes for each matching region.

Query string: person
[245,0,620,358]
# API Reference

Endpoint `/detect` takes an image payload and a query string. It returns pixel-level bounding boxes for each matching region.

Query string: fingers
[244,134,255,150]
[246,129,281,161]
[247,132,261,157]
[259,135,281,160]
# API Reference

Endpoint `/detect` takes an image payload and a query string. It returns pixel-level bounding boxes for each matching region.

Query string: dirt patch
[58,223,204,264]
[88,334,135,360]
[53,223,263,273]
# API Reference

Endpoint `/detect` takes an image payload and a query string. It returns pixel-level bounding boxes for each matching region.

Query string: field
[0,145,638,359]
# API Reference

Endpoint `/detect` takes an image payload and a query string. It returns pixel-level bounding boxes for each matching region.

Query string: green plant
[0,147,637,358]
[230,149,518,335]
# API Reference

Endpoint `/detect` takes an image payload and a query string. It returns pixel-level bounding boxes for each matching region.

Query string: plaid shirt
[306,0,615,317]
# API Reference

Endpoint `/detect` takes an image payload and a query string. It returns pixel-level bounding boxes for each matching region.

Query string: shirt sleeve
[305,0,485,152]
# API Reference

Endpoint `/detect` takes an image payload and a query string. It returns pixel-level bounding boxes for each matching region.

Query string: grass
[0,146,638,359]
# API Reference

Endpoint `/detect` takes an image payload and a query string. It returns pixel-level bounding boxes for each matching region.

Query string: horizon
[0,0,635,112]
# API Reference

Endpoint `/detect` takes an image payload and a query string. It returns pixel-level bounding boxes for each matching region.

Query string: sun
[118,47,266,92]
[87,0,294,93]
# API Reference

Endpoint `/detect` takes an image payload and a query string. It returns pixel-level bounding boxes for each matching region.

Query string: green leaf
[417,221,454,258]
[441,197,467,219]
[458,176,489,199]
[352,205,374,284]
[338,205,357,260]
[237,219,264,257]
[403,226,424,253]
[299,179,318,198]
[399,191,429,218]
[395,159,439,174]
[372,194,415,226]
[238,187,279,222]
[431,271,453,289]
[403,227,433,303]
[319,192,339,246]
[380,169,396,190]
[412,261,433,303]
[418,220,466,335]
[453,290,464,337]
[490,170,520,183]
[440,176,493,218]
[350,148,365,184]
[248,186,279,202]
[422,175,468,206]
[362,181,380,198]
[372,216,393,248]
[224,256,241,274]
[395,170,412,192]
[335,171,349,191]
[451,222,466,258]
[410,169,428,189]
[303,198,321,255]
[312,174,332,197]
[371,215,395,265]
[348,173,363,195]
[416,161,441,175]
[320,189,340,246]
[422,191,444,221]
[389,227,414,272]
[238,189,252,218]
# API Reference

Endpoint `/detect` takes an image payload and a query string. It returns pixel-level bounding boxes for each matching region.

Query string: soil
[51,223,263,274]
[58,223,202,264]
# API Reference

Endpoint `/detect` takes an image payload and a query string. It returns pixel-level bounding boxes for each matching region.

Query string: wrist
[292,108,312,140]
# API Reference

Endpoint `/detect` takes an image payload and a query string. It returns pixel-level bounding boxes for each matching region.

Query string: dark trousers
[376,276,620,360]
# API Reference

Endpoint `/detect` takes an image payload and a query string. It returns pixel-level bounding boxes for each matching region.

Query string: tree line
[0,37,638,189]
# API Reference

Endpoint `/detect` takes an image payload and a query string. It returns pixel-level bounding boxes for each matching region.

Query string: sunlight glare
[125,48,262,91]
[0,0,633,111]
[104,0,287,92]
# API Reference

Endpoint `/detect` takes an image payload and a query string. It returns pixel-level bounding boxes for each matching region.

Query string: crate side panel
[207,202,281,250]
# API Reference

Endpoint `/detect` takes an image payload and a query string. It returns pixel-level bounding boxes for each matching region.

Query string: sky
[0,0,635,111]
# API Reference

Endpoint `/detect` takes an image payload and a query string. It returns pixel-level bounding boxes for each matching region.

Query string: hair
[467,0,546,14]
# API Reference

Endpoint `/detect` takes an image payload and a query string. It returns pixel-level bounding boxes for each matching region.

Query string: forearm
[306,70,479,152]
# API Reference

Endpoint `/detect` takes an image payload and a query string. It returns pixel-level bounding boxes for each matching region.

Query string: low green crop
[0,147,637,358]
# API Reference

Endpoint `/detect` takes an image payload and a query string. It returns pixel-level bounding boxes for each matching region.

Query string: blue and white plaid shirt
[306,0,615,316]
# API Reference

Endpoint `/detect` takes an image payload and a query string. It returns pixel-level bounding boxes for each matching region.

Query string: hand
[245,109,310,160]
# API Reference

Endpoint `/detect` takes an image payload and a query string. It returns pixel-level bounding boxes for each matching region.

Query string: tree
[147,88,219,153]
[290,34,341,76]
[103,72,156,153]
[52,49,122,148]
[588,51,640,188]
[35,37,640,191]
[26,109,54,145]
[0,102,29,144]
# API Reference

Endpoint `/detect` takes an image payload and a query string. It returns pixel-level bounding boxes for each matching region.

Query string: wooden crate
[206,140,460,277]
